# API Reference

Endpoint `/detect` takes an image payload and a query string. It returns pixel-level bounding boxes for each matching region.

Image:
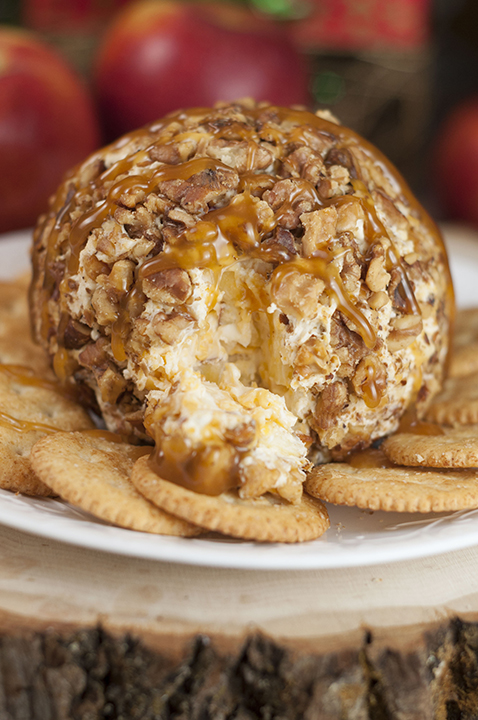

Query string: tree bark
[0,614,477,719]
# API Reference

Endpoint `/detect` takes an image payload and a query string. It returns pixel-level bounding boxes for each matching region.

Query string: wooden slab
[1,607,478,719]
[1,521,478,716]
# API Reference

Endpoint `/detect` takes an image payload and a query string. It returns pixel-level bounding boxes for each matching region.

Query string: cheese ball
[30,100,453,503]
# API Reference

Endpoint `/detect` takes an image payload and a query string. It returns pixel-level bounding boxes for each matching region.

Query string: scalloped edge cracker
[0,277,52,373]
[454,307,478,347]
[30,432,200,536]
[305,463,478,513]
[450,343,478,379]
[449,307,478,378]
[426,375,478,425]
[382,427,478,468]
[131,455,330,543]
[0,367,94,497]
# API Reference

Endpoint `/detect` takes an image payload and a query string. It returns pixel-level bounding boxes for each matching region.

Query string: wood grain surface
[0,522,478,716]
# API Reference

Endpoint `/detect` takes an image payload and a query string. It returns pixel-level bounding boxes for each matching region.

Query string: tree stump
[2,516,478,718]
[1,611,478,719]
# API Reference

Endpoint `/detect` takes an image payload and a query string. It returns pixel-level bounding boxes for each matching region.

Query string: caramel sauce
[238,172,276,195]
[0,364,58,392]
[35,103,455,495]
[139,190,262,277]
[354,357,387,409]
[0,363,78,401]
[0,411,59,435]
[385,246,421,316]
[0,363,85,436]
[397,410,444,436]
[150,442,239,496]
[67,157,233,277]
[81,429,152,460]
[127,445,153,462]
[271,254,377,349]
[0,366,153,447]
[111,285,145,363]
[43,106,449,358]
[348,447,395,469]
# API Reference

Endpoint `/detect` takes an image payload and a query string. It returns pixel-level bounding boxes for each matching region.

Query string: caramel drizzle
[0,363,62,433]
[149,442,239,497]
[50,157,235,366]
[0,411,59,435]
[271,252,377,349]
[39,104,450,397]
[67,156,233,278]
[82,429,152,460]
[354,357,387,409]
[348,447,395,469]
[0,365,152,446]
[397,409,444,436]
[0,363,77,400]
[0,364,59,392]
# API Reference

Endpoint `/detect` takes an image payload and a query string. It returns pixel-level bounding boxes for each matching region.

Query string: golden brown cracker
[131,455,330,543]
[305,462,478,512]
[450,343,478,379]
[454,307,478,348]
[449,307,478,377]
[0,370,93,496]
[0,455,53,497]
[382,427,478,468]
[0,277,51,374]
[30,432,200,535]
[426,375,478,425]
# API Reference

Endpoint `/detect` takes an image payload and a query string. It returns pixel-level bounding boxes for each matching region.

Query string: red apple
[433,99,478,226]
[94,0,311,140]
[0,27,100,233]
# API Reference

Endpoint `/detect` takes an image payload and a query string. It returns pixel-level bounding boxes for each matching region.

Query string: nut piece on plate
[30,100,453,505]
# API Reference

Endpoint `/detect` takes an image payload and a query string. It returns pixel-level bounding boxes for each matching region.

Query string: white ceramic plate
[0,226,477,571]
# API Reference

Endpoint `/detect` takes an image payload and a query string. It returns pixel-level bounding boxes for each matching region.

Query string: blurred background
[1,0,478,232]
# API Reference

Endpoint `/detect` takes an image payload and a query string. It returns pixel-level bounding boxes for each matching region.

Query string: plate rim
[3,488,478,570]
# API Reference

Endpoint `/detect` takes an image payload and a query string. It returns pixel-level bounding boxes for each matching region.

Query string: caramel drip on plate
[0,364,58,392]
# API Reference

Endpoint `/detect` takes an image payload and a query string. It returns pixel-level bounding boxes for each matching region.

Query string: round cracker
[449,343,478,379]
[305,463,478,513]
[449,307,478,377]
[426,375,478,425]
[454,307,478,348]
[382,427,478,468]
[0,369,93,496]
[30,432,200,536]
[0,455,53,497]
[0,278,51,374]
[131,455,329,543]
